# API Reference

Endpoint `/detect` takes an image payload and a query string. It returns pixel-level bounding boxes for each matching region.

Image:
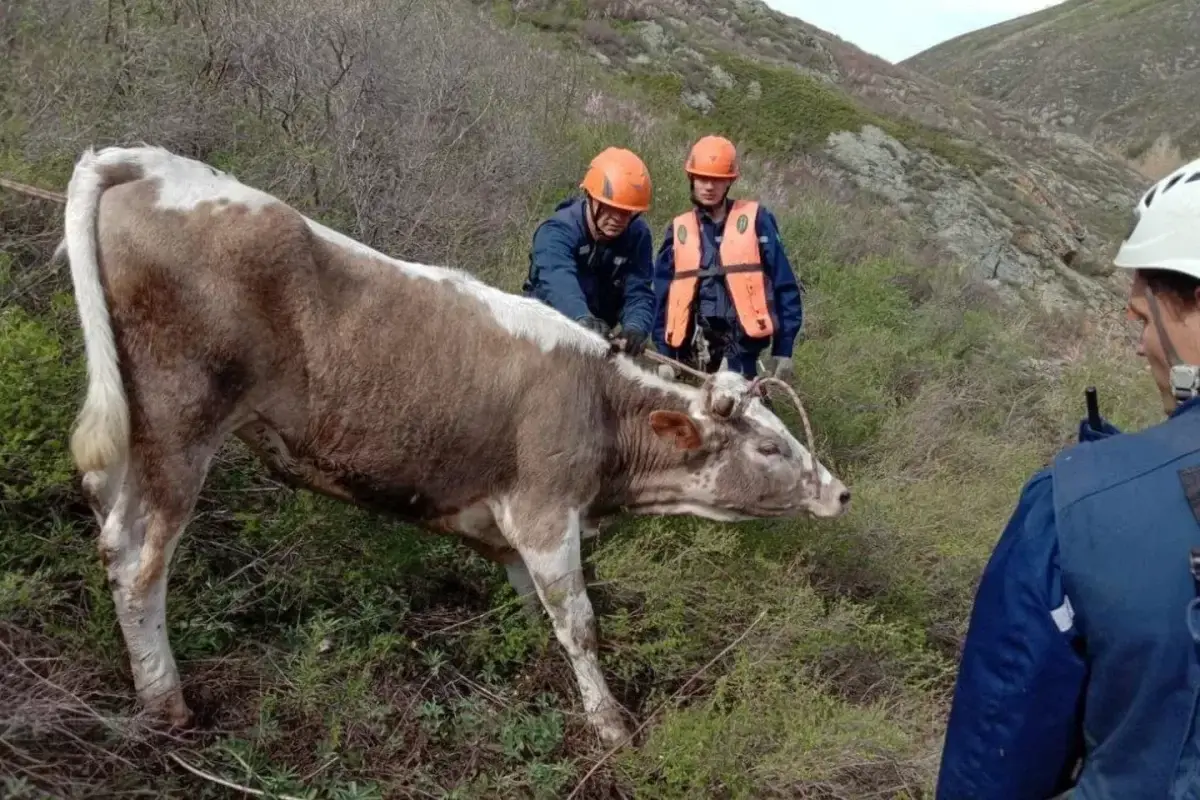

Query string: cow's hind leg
[100,441,216,727]
[497,500,629,747]
[459,537,542,620]
[82,465,123,528]
[503,557,541,620]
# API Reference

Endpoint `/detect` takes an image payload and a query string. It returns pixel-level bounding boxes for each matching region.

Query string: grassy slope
[903,0,1200,171]
[488,0,1156,323]
[1,0,1161,798]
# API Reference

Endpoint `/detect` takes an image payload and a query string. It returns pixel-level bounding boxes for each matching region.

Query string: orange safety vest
[664,199,775,348]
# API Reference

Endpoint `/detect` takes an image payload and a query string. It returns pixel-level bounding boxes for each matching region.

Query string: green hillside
[476,0,1155,310]
[1,0,1162,797]
[904,0,1200,179]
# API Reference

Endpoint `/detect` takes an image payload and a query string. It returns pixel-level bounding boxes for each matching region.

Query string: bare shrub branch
[2,0,587,276]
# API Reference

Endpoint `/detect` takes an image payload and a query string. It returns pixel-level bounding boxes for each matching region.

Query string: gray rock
[636,20,667,51]
[710,64,735,89]
[825,125,914,205]
[673,46,705,63]
[682,90,714,114]
[824,124,1116,311]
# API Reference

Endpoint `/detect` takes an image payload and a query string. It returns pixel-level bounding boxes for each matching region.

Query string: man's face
[692,176,733,208]
[590,200,635,239]
[1126,274,1200,414]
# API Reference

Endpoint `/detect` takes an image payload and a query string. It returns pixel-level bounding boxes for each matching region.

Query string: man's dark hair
[1138,268,1200,309]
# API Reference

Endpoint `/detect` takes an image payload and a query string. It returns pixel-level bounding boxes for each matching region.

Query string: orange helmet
[579,147,652,212]
[685,135,739,179]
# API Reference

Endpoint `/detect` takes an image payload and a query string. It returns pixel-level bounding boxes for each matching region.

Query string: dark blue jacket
[937,396,1200,800]
[650,199,803,359]
[522,196,655,335]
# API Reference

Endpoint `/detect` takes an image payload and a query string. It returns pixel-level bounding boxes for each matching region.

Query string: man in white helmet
[936,160,1200,800]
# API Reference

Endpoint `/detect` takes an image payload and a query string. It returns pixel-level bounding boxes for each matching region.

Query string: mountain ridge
[903,0,1200,180]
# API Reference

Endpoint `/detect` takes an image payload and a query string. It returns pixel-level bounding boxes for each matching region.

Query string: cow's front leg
[501,503,629,747]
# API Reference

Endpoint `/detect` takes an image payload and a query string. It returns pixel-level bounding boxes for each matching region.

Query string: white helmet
[1113,157,1200,279]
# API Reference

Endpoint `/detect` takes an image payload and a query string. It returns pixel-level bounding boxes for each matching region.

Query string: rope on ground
[0,176,67,204]
[167,751,312,800]
[564,608,768,800]
[640,349,816,458]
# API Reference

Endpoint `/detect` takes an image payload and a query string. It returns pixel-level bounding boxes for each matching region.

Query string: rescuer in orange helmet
[650,135,804,382]
[522,147,655,356]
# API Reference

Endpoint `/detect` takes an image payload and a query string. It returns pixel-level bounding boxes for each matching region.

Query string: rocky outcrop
[824,125,1116,312]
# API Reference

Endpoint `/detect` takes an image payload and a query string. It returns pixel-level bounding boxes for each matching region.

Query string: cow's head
[644,371,850,521]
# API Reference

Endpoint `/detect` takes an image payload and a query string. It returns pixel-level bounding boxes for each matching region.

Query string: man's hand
[763,356,794,381]
[619,328,649,357]
[577,315,611,338]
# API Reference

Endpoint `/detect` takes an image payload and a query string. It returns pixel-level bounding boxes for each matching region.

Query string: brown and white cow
[57,145,850,746]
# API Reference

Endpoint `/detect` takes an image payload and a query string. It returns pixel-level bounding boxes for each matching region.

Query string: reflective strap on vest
[672,263,767,280]
[664,199,774,348]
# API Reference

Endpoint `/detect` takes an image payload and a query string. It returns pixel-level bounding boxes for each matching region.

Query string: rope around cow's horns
[639,348,817,459]
[0,174,819,460]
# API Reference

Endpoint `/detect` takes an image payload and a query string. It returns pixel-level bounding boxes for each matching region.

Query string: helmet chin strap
[1145,287,1200,404]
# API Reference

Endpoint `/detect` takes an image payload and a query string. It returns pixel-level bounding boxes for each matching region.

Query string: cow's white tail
[64,148,131,473]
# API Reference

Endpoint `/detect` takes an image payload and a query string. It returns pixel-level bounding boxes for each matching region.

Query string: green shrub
[0,304,81,505]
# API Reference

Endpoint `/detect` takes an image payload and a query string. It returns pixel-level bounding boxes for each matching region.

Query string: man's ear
[649,410,703,451]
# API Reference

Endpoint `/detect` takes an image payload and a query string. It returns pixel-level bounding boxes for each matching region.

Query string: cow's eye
[758,442,781,456]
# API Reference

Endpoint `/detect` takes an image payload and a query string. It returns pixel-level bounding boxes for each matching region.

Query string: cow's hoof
[147,690,194,730]
[167,700,194,730]
[589,706,630,747]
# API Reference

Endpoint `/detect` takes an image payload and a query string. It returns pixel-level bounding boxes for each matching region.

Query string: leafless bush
[0,624,177,799]
[581,18,622,46]
[585,0,654,21]
[1,0,589,277]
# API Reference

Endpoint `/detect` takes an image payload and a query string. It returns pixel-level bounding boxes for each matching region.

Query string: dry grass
[0,624,187,799]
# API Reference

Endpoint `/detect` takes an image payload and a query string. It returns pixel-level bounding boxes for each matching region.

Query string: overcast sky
[760,0,1067,63]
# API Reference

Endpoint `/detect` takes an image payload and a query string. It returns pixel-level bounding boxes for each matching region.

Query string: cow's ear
[649,410,703,451]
